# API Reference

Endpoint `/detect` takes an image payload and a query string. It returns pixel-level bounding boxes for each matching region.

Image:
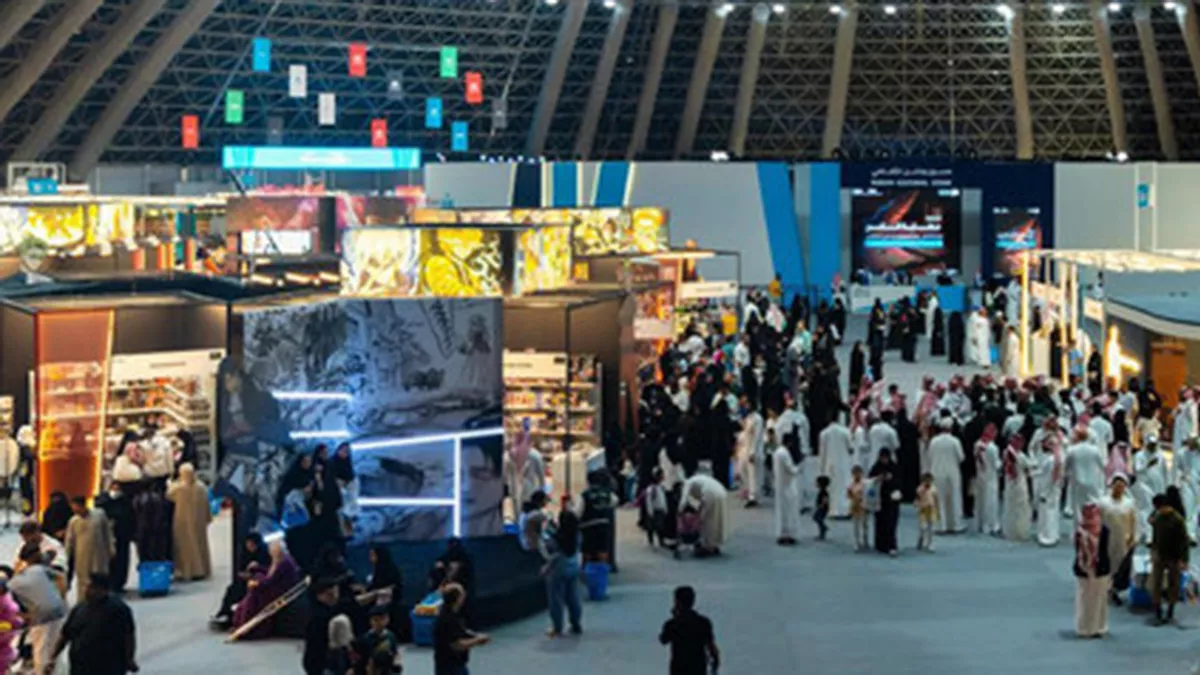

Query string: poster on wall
[993,206,1043,277]
[226,196,324,232]
[571,207,669,258]
[26,207,86,248]
[227,298,504,542]
[850,188,961,275]
[340,227,421,296]
[340,227,504,298]
[514,225,571,295]
[334,195,415,230]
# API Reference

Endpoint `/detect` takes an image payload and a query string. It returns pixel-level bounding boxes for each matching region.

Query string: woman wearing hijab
[1073,503,1111,638]
[930,305,946,357]
[276,453,315,516]
[849,342,866,400]
[869,448,902,556]
[40,492,72,542]
[166,463,213,581]
[232,539,302,639]
[331,442,358,536]
[1099,474,1137,605]
[947,311,966,366]
[212,533,270,628]
[896,404,922,502]
[368,545,406,639]
[1002,434,1033,541]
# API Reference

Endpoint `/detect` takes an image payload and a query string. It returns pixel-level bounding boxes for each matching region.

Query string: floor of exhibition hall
[7,324,1198,675]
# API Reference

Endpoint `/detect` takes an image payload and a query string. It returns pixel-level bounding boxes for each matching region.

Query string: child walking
[848,466,870,551]
[916,472,939,552]
[814,475,831,540]
[639,468,669,547]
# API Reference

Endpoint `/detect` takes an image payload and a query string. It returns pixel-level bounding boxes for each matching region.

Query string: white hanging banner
[288,64,307,98]
[318,92,337,126]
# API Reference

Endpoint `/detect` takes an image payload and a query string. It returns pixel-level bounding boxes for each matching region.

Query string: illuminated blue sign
[26,178,58,195]
[221,145,422,171]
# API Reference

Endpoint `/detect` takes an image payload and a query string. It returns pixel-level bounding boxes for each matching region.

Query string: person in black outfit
[831,297,847,345]
[708,384,737,489]
[849,342,866,401]
[48,573,137,675]
[870,449,901,556]
[95,482,135,594]
[896,404,922,502]
[900,300,918,363]
[367,545,406,640]
[41,491,72,543]
[434,583,489,675]
[930,306,946,357]
[659,585,719,675]
[868,329,885,381]
[303,578,341,675]
[947,311,966,365]
[211,532,270,627]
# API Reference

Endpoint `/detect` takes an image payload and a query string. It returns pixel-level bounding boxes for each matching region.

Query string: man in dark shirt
[1150,495,1190,625]
[46,573,137,675]
[434,583,489,675]
[303,578,342,675]
[659,586,719,675]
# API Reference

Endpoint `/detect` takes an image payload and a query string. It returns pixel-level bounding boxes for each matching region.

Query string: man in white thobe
[1175,436,1200,543]
[1088,405,1114,453]
[1173,390,1197,453]
[1132,434,1168,541]
[819,417,854,518]
[771,434,803,544]
[1064,425,1107,519]
[967,308,992,367]
[928,417,966,533]
[681,470,730,554]
[736,403,764,506]
[867,413,900,475]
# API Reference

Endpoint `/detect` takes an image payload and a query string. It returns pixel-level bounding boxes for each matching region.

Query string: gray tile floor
[10,319,1198,674]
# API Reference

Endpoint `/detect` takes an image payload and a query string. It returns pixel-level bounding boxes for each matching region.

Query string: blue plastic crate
[137,561,173,597]
[584,562,609,601]
[411,612,436,647]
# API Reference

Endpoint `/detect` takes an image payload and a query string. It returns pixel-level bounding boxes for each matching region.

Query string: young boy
[916,473,939,552]
[639,468,669,547]
[848,466,869,552]
[814,475,831,540]
[357,605,400,673]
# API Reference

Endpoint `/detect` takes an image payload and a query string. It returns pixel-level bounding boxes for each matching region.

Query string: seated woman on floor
[231,539,302,640]
[211,533,270,629]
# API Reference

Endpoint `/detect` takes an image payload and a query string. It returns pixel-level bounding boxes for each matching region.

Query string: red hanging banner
[181,114,199,149]
[370,118,388,148]
[348,42,367,77]
[464,71,483,105]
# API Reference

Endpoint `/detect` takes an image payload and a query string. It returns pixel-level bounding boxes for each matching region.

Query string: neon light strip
[272,391,352,401]
[453,436,463,538]
[359,497,457,507]
[289,430,351,440]
[350,427,504,452]
[263,531,285,543]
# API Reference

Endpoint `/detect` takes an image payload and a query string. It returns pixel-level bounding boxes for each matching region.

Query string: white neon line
[272,391,352,401]
[453,436,463,538]
[263,531,285,543]
[289,430,351,440]
[350,427,504,452]
[359,497,456,507]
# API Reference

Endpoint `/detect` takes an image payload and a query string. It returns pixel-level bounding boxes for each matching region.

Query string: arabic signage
[862,166,955,189]
[221,145,422,171]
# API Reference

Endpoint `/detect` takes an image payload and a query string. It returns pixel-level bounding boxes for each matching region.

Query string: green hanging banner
[439,46,458,78]
[225,89,245,125]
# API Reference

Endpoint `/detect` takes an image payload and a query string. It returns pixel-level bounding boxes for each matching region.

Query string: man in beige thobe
[64,496,114,600]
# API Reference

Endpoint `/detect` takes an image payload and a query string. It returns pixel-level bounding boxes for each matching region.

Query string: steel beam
[0,0,44,53]
[0,0,104,125]
[674,2,728,158]
[574,0,633,159]
[69,0,222,180]
[821,0,858,158]
[12,0,167,161]
[627,0,679,159]
[1177,3,1200,109]
[1089,0,1127,154]
[730,4,770,157]
[1007,2,1034,159]
[1134,4,1178,160]
[526,0,587,157]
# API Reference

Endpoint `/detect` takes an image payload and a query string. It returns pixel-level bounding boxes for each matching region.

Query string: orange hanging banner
[464,71,483,105]
[348,42,367,77]
[370,118,388,148]
[181,115,199,149]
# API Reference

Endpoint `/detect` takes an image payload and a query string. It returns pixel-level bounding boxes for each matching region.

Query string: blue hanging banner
[451,121,468,152]
[252,37,271,73]
[425,97,443,129]
[26,178,58,195]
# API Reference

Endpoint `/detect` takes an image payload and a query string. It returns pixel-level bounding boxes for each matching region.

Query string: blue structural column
[593,162,632,207]
[550,162,580,207]
[808,162,842,300]
[756,163,805,296]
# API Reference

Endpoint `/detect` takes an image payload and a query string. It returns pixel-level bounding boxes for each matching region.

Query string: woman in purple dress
[232,539,302,639]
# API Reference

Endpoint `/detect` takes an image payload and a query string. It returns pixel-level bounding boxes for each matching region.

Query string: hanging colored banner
[492,98,508,131]
[252,37,271,72]
[386,70,404,100]
[181,114,200,149]
[425,97,443,129]
[465,71,483,105]
[319,93,337,126]
[288,64,307,98]
[267,116,284,145]
[224,89,244,125]
[370,118,388,148]
[452,121,469,152]
[439,46,458,78]
[348,42,367,77]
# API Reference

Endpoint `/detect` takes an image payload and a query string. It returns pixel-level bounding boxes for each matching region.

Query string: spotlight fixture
[715,2,734,18]
[772,3,786,14]
[883,4,897,15]
[710,150,730,162]
[1165,1,1178,10]
[1051,3,1066,15]
[603,0,616,7]
[1116,151,1129,162]
[996,3,1014,20]
[1107,2,1121,12]
[829,4,843,15]
[544,0,559,5]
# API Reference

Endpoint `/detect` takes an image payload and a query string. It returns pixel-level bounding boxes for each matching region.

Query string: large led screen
[851,189,961,275]
[341,227,504,298]
[335,195,415,229]
[571,207,668,257]
[226,196,323,232]
[993,206,1042,276]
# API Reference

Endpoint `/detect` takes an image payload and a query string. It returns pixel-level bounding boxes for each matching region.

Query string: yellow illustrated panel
[340,228,421,297]
[515,225,571,294]
[571,207,669,257]
[418,228,503,297]
[26,207,86,248]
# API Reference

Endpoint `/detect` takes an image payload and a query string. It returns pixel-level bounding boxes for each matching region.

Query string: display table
[849,284,916,312]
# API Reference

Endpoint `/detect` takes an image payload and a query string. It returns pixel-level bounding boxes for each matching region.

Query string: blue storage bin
[411,612,436,647]
[137,561,173,597]
[503,522,519,536]
[584,561,609,601]
[1129,571,1189,610]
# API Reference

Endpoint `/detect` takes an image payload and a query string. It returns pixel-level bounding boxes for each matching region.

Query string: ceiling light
[1165,1,1179,10]
[829,4,843,15]
[772,3,786,14]
[883,4,897,15]
[602,0,616,7]
[1051,3,1066,15]
[715,2,734,18]
[996,4,1014,20]
[1108,2,1121,12]
[544,0,558,5]
[1116,151,1129,162]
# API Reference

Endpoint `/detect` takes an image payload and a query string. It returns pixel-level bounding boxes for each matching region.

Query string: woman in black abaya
[849,342,866,401]
[930,307,946,357]
[869,449,901,555]
[896,407,921,502]
[947,311,966,365]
